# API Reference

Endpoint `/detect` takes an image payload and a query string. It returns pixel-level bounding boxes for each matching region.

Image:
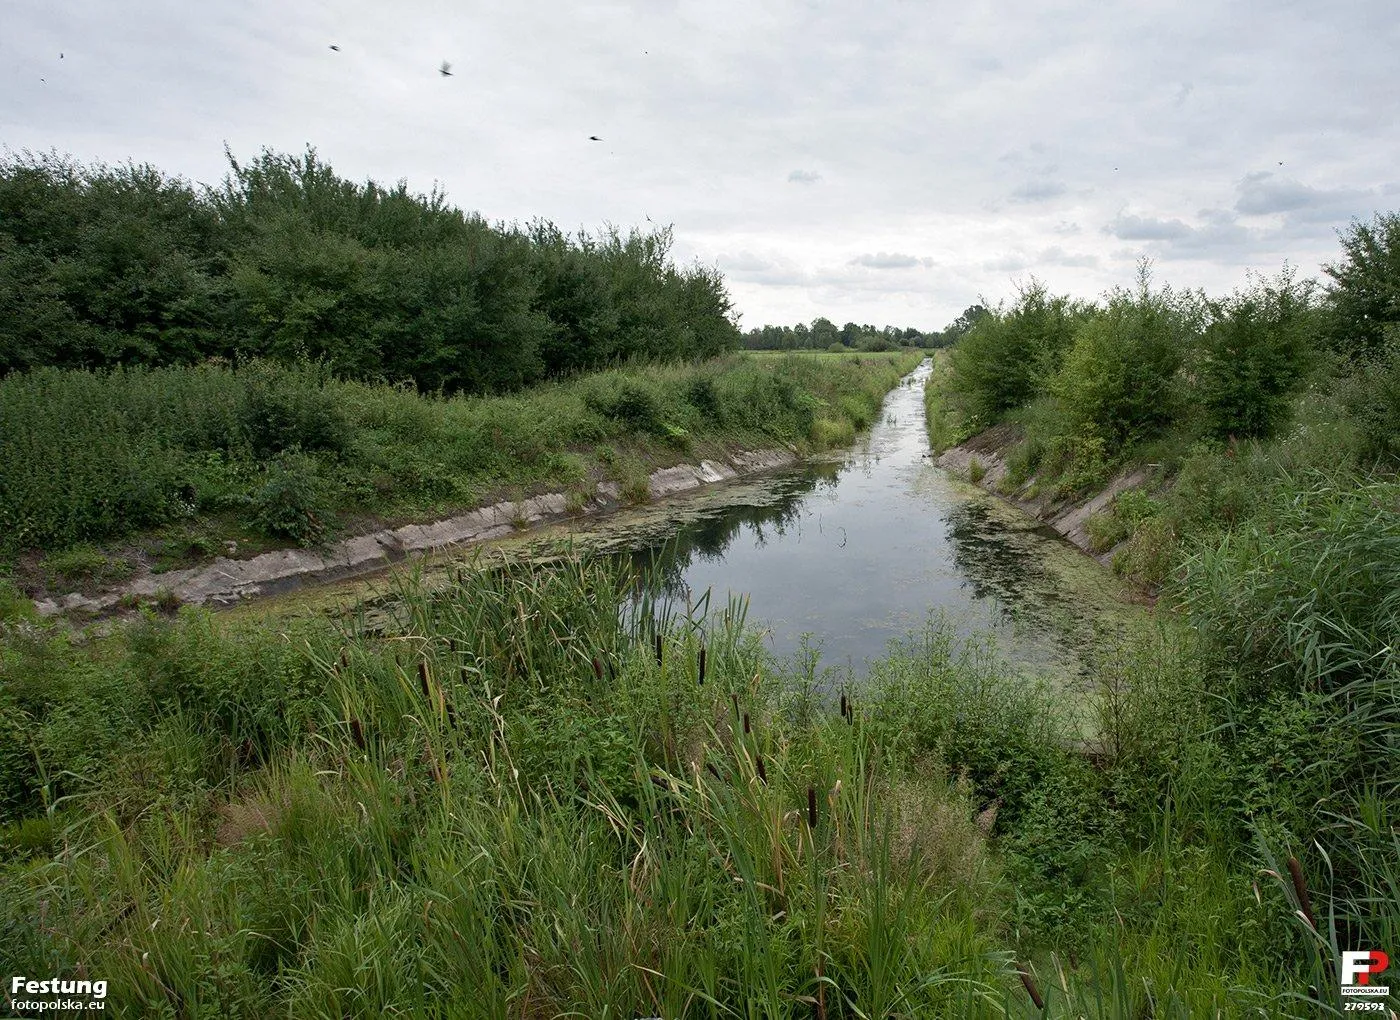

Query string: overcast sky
[4,0,1398,330]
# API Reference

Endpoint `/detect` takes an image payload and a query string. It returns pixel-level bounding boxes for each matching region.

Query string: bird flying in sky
[439,61,453,77]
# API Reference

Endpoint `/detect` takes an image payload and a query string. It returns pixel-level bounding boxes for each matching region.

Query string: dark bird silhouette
[439,61,453,77]
[1278,160,1284,166]
[329,44,341,51]
[60,53,64,59]
[589,135,602,141]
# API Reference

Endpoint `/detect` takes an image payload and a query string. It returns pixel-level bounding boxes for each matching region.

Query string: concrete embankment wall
[37,448,797,616]
[934,424,1148,565]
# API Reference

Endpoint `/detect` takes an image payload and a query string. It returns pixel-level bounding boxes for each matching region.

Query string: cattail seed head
[1288,857,1316,929]
[350,718,365,749]
[655,633,664,666]
[756,754,767,784]
[807,786,818,829]
[592,656,603,682]
[698,646,706,685]
[418,660,431,700]
[742,712,751,735]
[1018,965,1044,1009]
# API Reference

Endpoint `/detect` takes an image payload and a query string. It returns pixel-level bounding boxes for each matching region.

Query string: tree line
[0,148,741,393]
[944,212,1400,465]
[742,318,929,351]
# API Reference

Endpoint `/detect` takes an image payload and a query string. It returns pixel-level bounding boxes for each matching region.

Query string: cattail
[444,699,457,728]
[756,754,767,784]
[731,693,740,719]
[807,786,818,829]
[350,718,365,749]
[592,656,603,682]
[840,692,848,720]
[698,645,706,684]
[460,664,470,685]
[742,712,751,735]
[418,660,431,700]
[1018,964,1044,1009]
[705,762,722,780]
[449,637,459,655]
[1288,857,1316,929]
[655,633,664,666]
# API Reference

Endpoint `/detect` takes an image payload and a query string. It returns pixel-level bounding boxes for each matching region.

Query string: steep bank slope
[934,424,1149,566]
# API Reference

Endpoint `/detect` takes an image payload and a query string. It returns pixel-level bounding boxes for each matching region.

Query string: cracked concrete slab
[36,447,799,617]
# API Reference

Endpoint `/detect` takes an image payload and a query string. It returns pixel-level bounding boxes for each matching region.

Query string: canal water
[593,360,1138,677]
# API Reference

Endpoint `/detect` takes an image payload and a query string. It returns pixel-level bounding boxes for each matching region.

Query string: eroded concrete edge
[935,439,1150,564]
[37,449,797,616]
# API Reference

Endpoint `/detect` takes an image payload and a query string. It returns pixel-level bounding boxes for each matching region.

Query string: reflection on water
[607,361,1137,677]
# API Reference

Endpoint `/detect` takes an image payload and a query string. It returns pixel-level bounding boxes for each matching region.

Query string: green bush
[236,362,349,457]
[248,453,335,544]
[1193,269,1315,440]
[1323,210,1400,358]
[1335,333,1400,466]
[1051,272,1197,445]
[947,280,1090,425]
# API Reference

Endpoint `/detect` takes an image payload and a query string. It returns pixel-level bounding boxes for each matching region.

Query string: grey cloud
[983,254,1030,273]
[787,169,821,184]
[1234,172,1370,219]
[1105,213,1194,241]
[1010,180,1067,203]
[850,252,926,269]
[1039,246,1099,268]
[1104,208,1255,260]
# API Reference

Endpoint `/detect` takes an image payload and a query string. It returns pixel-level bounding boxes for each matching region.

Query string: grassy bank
[916,231,1400,1014]
[0,351,917,595]
[0,550,1352,1017]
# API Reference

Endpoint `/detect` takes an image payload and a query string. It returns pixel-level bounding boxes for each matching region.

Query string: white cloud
[3,0,1398,329]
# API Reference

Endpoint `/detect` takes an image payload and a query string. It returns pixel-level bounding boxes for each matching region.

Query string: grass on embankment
[0,351,917,596]
[0,552,1337,1017]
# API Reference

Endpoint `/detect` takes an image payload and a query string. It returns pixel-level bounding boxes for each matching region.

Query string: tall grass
[0,555,1028,1016]
[0,352,917,558]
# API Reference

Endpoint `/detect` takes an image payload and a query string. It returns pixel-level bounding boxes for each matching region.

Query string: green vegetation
[743,317,930,351]
[0,352,917,566]
[0,147,739,390]
[915,212,1400,1014]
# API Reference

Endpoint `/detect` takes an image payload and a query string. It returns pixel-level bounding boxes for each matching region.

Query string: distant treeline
[743,306,991,352]
[0,148,740,393]
[743,318,927,351]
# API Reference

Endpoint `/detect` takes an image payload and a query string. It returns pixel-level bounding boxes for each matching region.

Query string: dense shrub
[1193,269,1316,440]
[1050,272,1197,445]
[248,453,336,545]
[1323,211,1400,358]
[947,280,1089,425]
[0,147,741,392]
[1335,333,1400,465]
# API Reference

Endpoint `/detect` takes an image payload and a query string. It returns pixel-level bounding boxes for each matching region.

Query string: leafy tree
[1192,268,1315,440]
[947,282,1087,423]
[1051,270,1198,444]
[1323,211,1400,357]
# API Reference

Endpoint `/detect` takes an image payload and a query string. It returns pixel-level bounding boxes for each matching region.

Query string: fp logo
[1341,950,1390,998]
